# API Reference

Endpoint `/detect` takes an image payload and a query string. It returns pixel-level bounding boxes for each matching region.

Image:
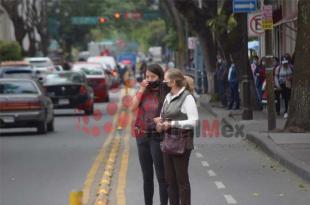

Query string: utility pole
[241,13,253,120]
[265,56,276,130]
[263,0,276,130]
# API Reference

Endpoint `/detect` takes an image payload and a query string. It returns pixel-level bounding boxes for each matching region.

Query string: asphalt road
[0,91,120,205]
[124,105,310,205]
[1,89,309,205]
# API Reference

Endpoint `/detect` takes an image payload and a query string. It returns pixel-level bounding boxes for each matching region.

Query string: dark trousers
[280,84,291,113]
[137,136,168,205]
[163,150,191,205]
[218,80,227,107]
[228,82,240,109]
[275,90,281,114]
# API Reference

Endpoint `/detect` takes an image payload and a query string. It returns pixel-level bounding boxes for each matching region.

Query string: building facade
[259,0,298,59]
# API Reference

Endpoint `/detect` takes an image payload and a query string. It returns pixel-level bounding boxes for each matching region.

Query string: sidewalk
[198,94,310,182]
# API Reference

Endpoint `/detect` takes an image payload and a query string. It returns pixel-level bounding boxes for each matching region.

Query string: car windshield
[45,72,84,84]
[72,64,103,75]
[0,81,38,94]
[29,60,52,68]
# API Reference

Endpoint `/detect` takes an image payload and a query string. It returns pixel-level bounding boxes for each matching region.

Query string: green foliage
[49,0,176,53]
[162,28,178,50]
[131,20,166,52]
[206,3,237,42]
[0,41,23,61]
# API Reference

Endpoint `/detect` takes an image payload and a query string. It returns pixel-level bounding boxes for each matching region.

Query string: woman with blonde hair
[155,69,199,205]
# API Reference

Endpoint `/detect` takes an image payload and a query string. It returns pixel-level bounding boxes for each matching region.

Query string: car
[44,71,94,115]
[24,57,56,74]
[0,78,54,134]
[87,56,117,71]
[72,62,110,102]
[87,56,120,88]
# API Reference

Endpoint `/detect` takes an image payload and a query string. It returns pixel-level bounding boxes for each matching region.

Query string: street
[1,88,309,205]
[0,91,120,205]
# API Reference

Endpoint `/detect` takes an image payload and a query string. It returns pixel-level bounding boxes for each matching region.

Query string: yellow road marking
[82,88,125,205]
[95,136,122,204]
[116,88,134,205]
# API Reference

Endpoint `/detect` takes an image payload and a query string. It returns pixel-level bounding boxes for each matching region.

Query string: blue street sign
[233,0,257,13]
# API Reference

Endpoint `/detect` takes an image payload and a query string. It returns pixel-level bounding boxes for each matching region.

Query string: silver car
[0,78,54,134]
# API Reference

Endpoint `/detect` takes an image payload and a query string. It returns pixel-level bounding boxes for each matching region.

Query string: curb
[199,97,310,183]
[246,132,310,183]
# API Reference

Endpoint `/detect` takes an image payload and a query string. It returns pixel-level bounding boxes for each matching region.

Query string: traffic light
[114,12,121,20]
[98,17,108,24]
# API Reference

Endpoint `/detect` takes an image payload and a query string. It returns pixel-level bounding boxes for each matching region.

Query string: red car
[72,62,110,102]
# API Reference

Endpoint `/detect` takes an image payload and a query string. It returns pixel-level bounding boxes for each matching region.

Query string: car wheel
[47,119,54,132]
[37,121,47,134]
[85,104,94,115]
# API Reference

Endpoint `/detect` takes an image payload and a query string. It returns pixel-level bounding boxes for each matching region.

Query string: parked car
[24,57,56,74]
[0,78,54,134]
[72,62,110,102]
[44,71,94,115]
[87,56,120,88]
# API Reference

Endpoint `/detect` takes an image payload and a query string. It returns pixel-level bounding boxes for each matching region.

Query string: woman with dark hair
[131,64,170,205]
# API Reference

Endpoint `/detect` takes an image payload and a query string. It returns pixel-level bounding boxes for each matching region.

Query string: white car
[24,57,56,74]
[87,56,117,71]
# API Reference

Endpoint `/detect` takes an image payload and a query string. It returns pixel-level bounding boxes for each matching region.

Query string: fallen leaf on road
[253,193,260,197]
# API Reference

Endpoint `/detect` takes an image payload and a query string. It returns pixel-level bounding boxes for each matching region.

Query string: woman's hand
[153,117,162,124]
[139,79,149,92]
[162,121,171,131]
[156,122,163,133]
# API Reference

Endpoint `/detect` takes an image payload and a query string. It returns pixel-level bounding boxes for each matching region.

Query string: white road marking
[207,170,217,177]
[195,152,203,158]
[214,181,226,189]
[224,195,237,204]
[201,161,210,167]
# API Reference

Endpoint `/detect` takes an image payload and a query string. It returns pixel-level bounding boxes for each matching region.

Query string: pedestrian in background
[254,57,266,103]
[131,64,170,205]
[227,63,240,110]
[251,55,259,83]
[274,56,294,119]
[273,57,281,115]
[155,69,199,205]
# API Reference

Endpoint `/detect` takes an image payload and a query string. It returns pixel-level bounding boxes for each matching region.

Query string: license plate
[48,92,55,97]
[58,99,69,105]
[1,116,15,123]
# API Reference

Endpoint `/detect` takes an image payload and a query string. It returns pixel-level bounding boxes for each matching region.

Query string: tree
[171,0,218,94]
[1,0,48,56]
[285,0,310,132]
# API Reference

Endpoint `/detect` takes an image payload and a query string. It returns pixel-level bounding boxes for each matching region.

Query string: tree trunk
[173,0,217,93]
[199,32,217,94]
[165,0,186,70]
[285,0,310,132]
